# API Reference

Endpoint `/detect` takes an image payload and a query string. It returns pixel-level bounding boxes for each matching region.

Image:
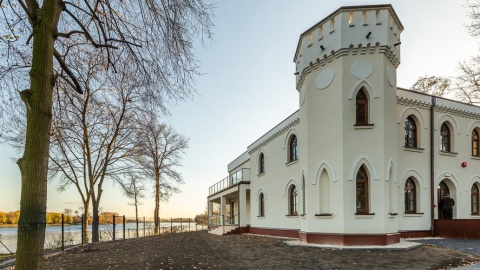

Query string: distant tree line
[0,209,120,225]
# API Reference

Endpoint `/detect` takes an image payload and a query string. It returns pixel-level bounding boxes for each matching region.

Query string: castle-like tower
[294,4,403,244]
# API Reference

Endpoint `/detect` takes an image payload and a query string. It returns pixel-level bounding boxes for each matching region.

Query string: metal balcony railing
[208,168,250,196]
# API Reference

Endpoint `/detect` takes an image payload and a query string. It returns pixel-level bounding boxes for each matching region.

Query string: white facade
[207,4,480,245]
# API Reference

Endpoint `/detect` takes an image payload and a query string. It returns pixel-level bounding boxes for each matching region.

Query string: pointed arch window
[289,185,298,216]
[289,135,298,162]
[259,193,265,217]
[356,166,369,214]
[259,153,265,174]
[355,88,368,125]
[404,178,417,213]
[440,123,451,152]
[472,130,479,157]
[472,184,479,215]
[405,116,417,147]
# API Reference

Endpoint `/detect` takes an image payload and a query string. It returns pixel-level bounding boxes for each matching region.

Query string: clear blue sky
[1,0,477,219]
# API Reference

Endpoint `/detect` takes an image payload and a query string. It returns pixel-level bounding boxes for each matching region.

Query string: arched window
[289,185,298,215]
[289,135,298,162]
[258,153,265,174]
[404,178,416,213]
[440,123,451,152]
[259,193,265,216]
[356,166,369,214]
[355,88,368,125]
[405,116,417,147]
[472,130,479,157]
[472,184,479,215]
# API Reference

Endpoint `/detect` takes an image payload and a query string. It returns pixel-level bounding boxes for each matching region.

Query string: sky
[1,0,479,219]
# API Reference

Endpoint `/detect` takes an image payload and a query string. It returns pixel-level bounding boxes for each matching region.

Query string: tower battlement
[293,5,403,90]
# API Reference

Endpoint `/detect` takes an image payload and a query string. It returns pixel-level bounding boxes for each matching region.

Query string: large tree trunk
[16,1,62,269]
[82,201,90,243]
[154,173,160,235]
[91,198,100,242]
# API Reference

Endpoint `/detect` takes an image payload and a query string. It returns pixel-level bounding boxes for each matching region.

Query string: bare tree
[136,115,188,235]
[0,1,213,267]
[119,172,146,237]
[411,76,451,97]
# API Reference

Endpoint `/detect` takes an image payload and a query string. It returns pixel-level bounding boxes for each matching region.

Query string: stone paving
[409,238,480,270]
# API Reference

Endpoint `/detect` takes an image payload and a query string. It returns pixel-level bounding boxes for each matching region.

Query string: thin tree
[411,76,451,98]
[119,172,146,237]
[136,115,188,235]
[0,1,213,267]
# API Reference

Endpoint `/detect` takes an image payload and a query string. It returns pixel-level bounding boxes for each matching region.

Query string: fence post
[81,214,84,244]
[170,217,173,234]
[189,218,191,231]
[143,217,146,237]
[61,214,65,251]
[180,219,183,232]
[113,215,116,241]
[123,215,126,240]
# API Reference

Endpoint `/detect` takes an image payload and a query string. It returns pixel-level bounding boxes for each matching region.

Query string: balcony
[208,168,250,196]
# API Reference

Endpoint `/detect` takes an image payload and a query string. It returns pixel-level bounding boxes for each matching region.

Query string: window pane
[356,183,366,210]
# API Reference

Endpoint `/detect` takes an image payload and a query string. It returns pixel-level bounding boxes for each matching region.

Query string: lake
[0,221,207,254]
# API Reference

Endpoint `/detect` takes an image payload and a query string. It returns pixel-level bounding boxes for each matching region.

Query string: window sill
[388,213,398,218]
[257,215,265,218]
[403,212,424,217]
[285,160,298,167]
[285,214,299,218]
[349,24,355,27]
[470,214,480,218]
[439,151,458,157]
[307,43,312,47]
[315,213,333,219]
[354,213,375,219]
[257,172,265,177]
[354,124,374,130]
[471,156,480,160]
[403,146,424,153]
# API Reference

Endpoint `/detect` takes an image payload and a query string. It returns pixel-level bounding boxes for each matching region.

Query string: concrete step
[208,225,239,235]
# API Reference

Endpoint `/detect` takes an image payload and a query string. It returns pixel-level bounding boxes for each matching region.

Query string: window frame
[405,116,417,148]
[258,153,265,174]
[355,88,369,125]
[472,183,479,215]
[440,123,451,152]
[289,135,298,162]
[289,185,298,216]
[473,130,480,157]
[355,166,369,214]
[259,193,265,217]
[404,178,417,214]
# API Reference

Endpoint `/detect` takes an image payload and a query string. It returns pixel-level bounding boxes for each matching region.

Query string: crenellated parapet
[293,5,403,91]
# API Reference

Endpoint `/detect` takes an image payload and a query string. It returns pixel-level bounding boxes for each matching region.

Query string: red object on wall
[461,161,467,168]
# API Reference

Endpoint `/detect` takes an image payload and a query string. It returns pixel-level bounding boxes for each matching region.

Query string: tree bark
[91,197,99,242]
[154,171,160,235]
[16,1,62,269]
[82,201,90,244]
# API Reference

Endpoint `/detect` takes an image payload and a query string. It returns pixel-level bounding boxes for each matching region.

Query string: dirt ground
[40,231,479,270]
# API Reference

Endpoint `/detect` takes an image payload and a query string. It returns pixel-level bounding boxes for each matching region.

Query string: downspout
[430,96,436,236]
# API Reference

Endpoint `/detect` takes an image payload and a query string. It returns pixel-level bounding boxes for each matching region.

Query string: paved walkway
[409,238,480,270]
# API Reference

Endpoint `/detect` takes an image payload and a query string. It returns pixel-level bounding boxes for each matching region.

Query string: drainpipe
[430,96,436,236]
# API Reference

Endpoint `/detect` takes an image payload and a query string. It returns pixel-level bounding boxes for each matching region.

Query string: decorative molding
[296,43,400,90]
[248,118,300,154]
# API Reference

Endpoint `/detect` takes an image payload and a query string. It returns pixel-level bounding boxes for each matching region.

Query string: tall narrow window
[472,184,479,215]
[440,123,450,152]
[356,166,369,214]
[259,153,265,174]
[289,185,298,216]
[259,193,265,216]
[405,116,417,147]
[404,178,416,213]
[355,89,368,125]
[473,130,479,156]
[289,135,298,162]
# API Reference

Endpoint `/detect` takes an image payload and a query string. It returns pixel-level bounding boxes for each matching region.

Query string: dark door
[437,181,449,219]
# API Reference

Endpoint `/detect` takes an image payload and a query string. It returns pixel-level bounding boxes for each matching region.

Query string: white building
[207,4,480,245]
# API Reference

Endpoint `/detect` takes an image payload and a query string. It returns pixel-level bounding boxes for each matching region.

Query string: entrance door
[437,181,449,219]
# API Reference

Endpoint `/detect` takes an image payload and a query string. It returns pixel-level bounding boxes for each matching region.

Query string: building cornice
[248,116,300,155]
[296,44,399,91]
[397,96,480,120]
